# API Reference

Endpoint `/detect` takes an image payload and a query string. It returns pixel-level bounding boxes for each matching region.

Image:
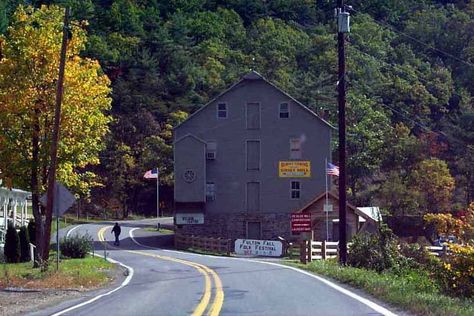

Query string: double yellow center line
[97,226,223,316]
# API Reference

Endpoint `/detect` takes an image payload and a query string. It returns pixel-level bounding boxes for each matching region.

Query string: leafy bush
[348,224,401,272]
[27,219,36,245]
[438,244,474,298]
[18,226,30,262]
[398,242,441,271]
[60,234,93,259]
[4,223,20,263]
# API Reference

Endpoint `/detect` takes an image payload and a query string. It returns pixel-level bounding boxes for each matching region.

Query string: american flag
[326,163,339,177]
[144,168,159,179]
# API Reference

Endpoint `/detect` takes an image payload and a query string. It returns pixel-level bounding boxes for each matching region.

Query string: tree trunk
[31,108,44,266]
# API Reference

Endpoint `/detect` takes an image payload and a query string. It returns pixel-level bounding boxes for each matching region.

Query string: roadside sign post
[291,213,312,264]
[40,182,76,270]
[291,213,312,233]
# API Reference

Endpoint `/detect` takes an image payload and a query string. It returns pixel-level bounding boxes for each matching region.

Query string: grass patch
[143,227,174,235]
[286,259,474,316]
[1,255,114,290]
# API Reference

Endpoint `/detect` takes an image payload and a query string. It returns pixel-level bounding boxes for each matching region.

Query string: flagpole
[325,158,329,241]
[156,169,160,218]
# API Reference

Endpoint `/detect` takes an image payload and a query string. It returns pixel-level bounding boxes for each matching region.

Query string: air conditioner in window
[206,151,216,160]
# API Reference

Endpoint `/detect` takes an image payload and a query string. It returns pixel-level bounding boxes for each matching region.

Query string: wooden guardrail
[175,233,232,255]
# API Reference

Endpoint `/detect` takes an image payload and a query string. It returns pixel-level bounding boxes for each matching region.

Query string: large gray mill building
[173,71,332,240]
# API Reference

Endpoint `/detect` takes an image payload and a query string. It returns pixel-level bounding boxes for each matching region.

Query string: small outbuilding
[296,191,380,241]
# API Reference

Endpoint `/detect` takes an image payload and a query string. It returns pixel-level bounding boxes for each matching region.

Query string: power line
[350,7,474,69]
[336,42,453,140]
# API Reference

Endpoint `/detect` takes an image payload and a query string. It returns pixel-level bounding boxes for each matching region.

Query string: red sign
[291,213,312,232]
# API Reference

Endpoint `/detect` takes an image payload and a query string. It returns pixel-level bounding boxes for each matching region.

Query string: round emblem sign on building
[183,169,196,183]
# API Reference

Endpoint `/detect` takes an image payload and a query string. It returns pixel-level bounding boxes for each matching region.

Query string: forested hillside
[1,0,473,217]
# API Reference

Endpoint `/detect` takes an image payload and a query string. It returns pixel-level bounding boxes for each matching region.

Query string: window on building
[217,103,227,119]
[246,102,260,129]
[291,181,301,199]
[279,102,289,118]
[206,141,217,160]
[246,140,260,171]
[206,182,216,201]
[247,221,261,239]
[290,138,302,159]
[246,182,260,212]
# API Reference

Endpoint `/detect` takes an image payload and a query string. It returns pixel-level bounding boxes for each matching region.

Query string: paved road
[37,220,399,316]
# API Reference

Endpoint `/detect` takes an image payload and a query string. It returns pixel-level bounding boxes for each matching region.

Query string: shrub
[19,226,30,262]
[398,242,441,271]
[438,244,474,298]
[4,223,20,263]
[60,234,93,258]
[27,219,36,245]
[348,224,401,272]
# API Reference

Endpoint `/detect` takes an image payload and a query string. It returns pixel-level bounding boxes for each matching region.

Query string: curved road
[36,220,400,316]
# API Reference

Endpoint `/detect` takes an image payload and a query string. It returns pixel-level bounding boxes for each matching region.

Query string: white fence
[300,240,351,263]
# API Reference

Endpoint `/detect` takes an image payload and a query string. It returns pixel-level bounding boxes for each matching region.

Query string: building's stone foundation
[176,212,293,241]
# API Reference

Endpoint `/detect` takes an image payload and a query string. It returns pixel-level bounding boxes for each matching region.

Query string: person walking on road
[112,222,121,246]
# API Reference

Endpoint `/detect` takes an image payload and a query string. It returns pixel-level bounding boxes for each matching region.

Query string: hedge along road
[39,221,399,316]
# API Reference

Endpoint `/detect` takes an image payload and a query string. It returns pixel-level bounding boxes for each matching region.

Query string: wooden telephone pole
[44,7,70,262]
[337,0,349,265]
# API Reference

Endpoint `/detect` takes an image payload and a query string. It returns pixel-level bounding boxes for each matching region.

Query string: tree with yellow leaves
[0,5,111,262]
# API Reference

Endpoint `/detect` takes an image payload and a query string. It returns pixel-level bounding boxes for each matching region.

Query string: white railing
[426,245,448,257]
[300,240,352,263]
[309,240,340,260]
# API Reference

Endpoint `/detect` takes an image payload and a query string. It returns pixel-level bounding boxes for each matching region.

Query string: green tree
[376,171,421,216]
[411,159,455,214]
[0,5,112,262]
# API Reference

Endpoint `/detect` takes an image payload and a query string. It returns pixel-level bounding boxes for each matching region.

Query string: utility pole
[337,0,350,265]
[45,7,70,264]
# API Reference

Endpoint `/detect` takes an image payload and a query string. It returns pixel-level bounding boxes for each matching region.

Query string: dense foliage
[60,233,93,258]
[1,1,473,217]
[0,5,112,260]
[347,224,401,272]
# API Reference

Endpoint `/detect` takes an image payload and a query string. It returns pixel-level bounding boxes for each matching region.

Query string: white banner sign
[234,239,283,257]
[175,213,204,225]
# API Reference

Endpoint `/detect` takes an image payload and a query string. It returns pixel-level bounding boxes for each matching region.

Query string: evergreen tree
[19,226,30,262]
[4,223,20,263]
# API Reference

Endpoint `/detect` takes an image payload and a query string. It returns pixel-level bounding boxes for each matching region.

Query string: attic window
[217,103,227,119]
[279,103,289,118]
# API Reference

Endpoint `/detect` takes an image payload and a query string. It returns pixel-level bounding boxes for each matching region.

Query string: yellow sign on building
[279,161,311,177]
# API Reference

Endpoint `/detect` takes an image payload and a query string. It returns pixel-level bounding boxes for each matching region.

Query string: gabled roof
[357,207,381,222]
[174,70,335,130]
[297,191,377,224]
[174,133,207,145]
